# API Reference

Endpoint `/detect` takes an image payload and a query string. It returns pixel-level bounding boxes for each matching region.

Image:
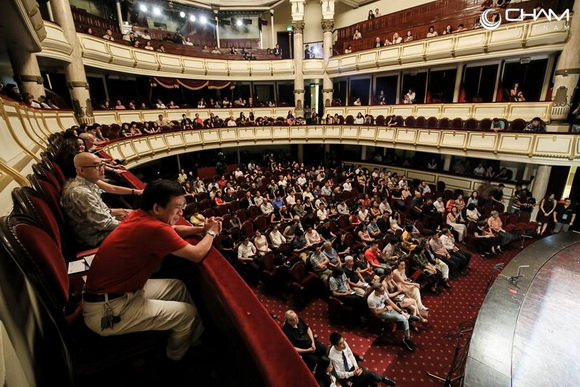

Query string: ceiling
[166,0,375,11]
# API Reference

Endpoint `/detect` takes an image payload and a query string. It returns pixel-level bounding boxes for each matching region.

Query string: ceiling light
[236,19,243,27]
[189,14,196,22]
[200,16,208,24]
[180,11,185,18]
[153,7,161,16]
[139,4,147,12]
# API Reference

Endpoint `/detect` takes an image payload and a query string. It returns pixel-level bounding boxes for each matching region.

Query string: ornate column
[50,0,94,124]
[8,49,45,99]
[550,0,580,122]
[291,0,305,117]
[531,165,552,221]
[292,20,305,117]
[321,19,334,108]
[452,63,464,103]
[115,0,124,31]
[270,10,275,50]
[215,11,221,48]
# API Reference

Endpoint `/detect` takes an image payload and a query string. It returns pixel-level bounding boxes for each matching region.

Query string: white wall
[334,0,437,29]
[263,3,292,48]
[303,1,323,45]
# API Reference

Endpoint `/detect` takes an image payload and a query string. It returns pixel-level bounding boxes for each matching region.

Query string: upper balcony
[328,18,570,77]
[39,15,570,81]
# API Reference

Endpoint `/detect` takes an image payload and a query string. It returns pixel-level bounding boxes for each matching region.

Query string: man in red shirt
[82,179,221,361]
[364,242,388,275]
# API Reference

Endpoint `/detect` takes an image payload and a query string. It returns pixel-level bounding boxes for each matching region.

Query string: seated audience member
[310,246,333,281]
[405,89,416,104]
[411,246,445,292]
[367,282,416,351]
[211,46,221,54]
[354,112,364,124]
[364,243,388,275]
[392,260,429,314]
[157,44,166,53]
[344,45,352,54]
[553,198,576,233]
[373,37,382,48]
[329,267,368,315]
[343,255,368,296]
[353,29,362,40]
[474,220,501,256]
[446,206,467,242]
[368,10,375,19]
[426,26,438,37]
[440,228,472,268]
[269,225,286,248]
[144,41,154,50]
[510,83,526,102]
[273,44,282,56]
[456,23,467,32]
[283,310,328,370]
[237,237,261,274]
[322,241,342,269]
[82,180,221,362]
[315,356,339,387]
[524,117,546,132]
[156,114,170,127]
[102,28,114,41]
[375,8,381,17]
[429,232,464,275]
[491,117,505,131]
[381,237,402,262]
[253,231,271,256]
[329,332,396,386]
[487,210,514,246]
[392,32,402,44]
[404,30,414,42]
[60,153,136,248]
[180,114,192,129]
[442,24,453,34]
[305,226,323,246]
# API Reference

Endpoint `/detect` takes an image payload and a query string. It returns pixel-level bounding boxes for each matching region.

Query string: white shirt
[342,182,352,191]
[317,208,328,221]
[303,192,314,202]
[354,117,364,124]
[269,230,286,247]
[297,177,307,186]
[260,202,274,215]
[440,234,457,251]
[305,230,322,245]
[337,203,349,215]
[227,120,237,127]
[422,184,431,194]
[367,291,387,310]
[254,196,264,207]
[434,201,445,213]
[329,342,359,379]
[379,202,391,214]
[286,194,296,206]
[238,242,256,258]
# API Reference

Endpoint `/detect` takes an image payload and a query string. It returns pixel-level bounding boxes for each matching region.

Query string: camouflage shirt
[60,176,119,247]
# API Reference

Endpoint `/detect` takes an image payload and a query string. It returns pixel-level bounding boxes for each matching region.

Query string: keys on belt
[82,292,125,303]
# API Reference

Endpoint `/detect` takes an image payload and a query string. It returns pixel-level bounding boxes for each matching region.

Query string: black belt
[82,292,126,302]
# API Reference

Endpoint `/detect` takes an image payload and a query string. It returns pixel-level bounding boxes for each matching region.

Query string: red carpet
[253,241,536,386]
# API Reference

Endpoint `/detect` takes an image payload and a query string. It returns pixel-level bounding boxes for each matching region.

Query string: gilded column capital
[292,21,305,34]
[321,19,334,33]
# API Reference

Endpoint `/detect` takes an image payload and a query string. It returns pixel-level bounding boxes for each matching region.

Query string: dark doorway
[374,75,398,104]
[277,83,294,106]
[546,165,570,202]
[333,80,347,106]
[402,72,427,103]
[463,65,498,102]
[350,78,371,105]
[502,59,549,102]
[276,31,292,59]
[428,69,457,103]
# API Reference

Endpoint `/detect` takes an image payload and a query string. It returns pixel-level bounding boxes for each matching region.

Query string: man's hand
[205,217,222,234]
[111,208,130,220]
[354,367,363,376]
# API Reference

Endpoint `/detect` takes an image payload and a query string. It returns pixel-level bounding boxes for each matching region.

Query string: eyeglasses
[81,162,106,169]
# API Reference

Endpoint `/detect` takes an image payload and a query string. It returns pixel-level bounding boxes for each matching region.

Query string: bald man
[282,310,327,370]
[61,152,130,247]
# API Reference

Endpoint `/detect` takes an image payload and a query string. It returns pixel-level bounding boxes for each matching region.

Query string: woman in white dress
[446,206,467,241]
[392,260,429,315]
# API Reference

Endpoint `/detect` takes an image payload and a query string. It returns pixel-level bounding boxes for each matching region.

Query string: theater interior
[0,0,579,386]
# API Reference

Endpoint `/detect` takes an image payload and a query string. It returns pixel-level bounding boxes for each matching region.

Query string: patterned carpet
[253,240,536,386]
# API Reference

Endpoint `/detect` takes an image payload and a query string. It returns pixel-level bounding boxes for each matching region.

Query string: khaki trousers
[83,278,204,360]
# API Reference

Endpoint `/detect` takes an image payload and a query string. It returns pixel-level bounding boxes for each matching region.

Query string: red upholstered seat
[479,118,492,130]
[28,174,66,229]
[510,118,526,131]
[465,118,478,130]
[416,116,426,127]
[426,116,438,128]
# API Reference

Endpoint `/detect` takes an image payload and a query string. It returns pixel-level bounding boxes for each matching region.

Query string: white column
[293,21,305,117]
[452,63,464,103]
[8,49,45,99]
[115,0,124,31]
[361,146,367,161]
[46,2,54,22]
[322,19,334,108]
[215,14,221,48]
[551,0,580,121]
[51,0,94,123]
[562,166,577,199]
[443,155,452,171]
[531,165,552,221]
[270,10,275,49]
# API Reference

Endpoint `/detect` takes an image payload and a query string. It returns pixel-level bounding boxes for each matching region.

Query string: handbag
[393,294,405,303]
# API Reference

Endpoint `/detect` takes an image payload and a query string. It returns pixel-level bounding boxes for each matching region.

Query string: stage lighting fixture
[189,14,196,22]
[180,11,185,18]
[236,19,243,27]
[153,7,161,16]
[200,16,208,24]
[139,4,148,12]
[312,46,318,54]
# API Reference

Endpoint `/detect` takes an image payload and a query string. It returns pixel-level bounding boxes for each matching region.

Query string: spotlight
[153,6,161,16]
[139,4,147,12]
[180,11,185,18]
[312,46,318,54]
[189,14,196,22]
[236,19,243,27]
[200,15,207,24]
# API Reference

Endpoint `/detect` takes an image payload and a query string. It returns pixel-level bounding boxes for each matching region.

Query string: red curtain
[150,77,232,90]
